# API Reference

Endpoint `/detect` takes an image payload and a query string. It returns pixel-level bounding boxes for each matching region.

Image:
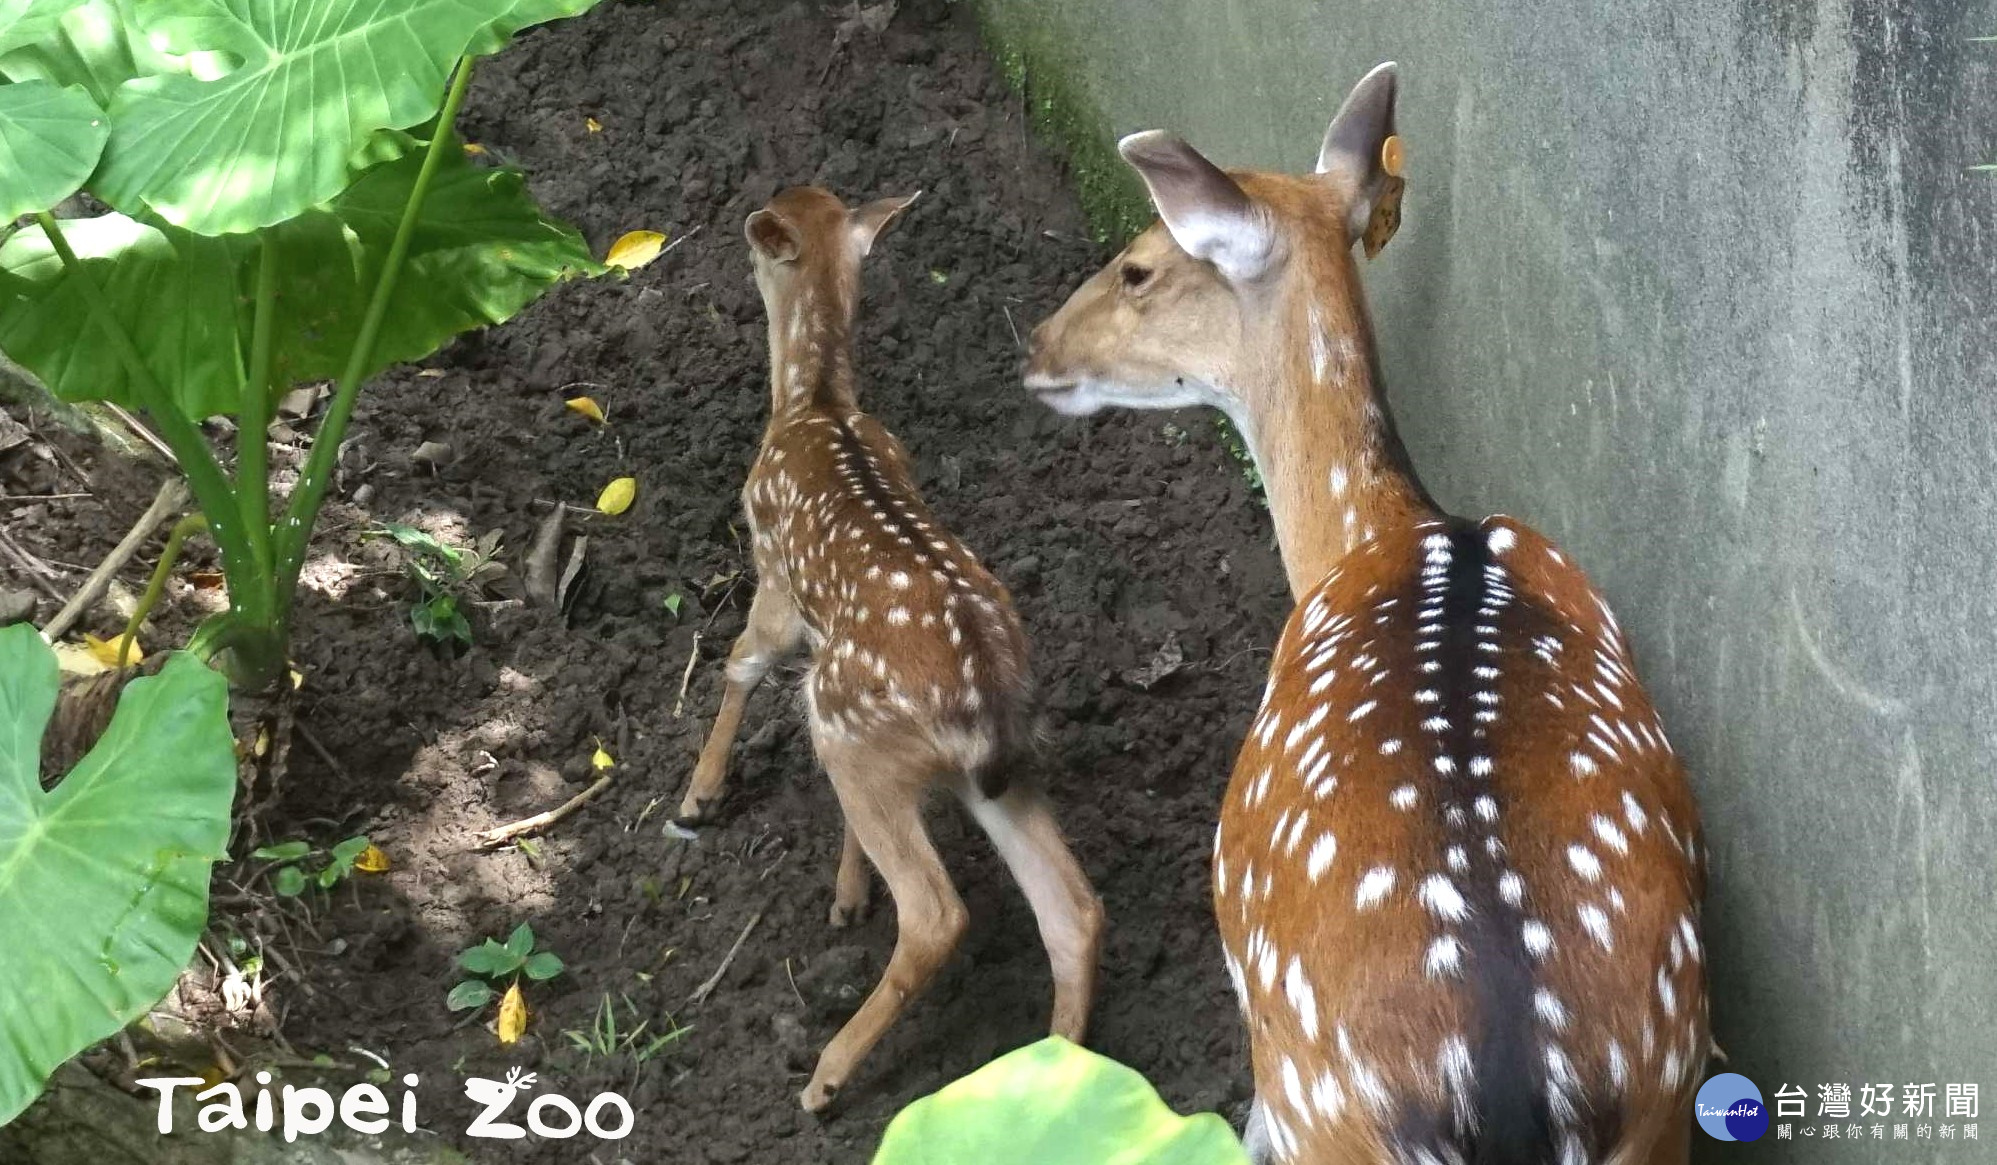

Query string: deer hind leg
[677,580,804,824]
[961,781,1103,1043]
[829,821,872,927]
[801,739,965,1112]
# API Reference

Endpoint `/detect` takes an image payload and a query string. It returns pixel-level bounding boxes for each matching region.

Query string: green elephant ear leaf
[872,1038,1251,1165]
[89,0,608,235]
[0,0,222,105]
[0,80,108,221]
[0,624,236,1127]
[0,143,598,418]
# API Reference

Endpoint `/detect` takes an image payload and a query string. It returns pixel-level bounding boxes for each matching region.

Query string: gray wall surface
[978,0,1997,1158]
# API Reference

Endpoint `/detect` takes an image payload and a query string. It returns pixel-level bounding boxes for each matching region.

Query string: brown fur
[1025,66,1706,1165]
[679,186,1103,1113]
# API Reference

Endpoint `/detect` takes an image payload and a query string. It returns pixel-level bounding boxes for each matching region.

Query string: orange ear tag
[1380,134,1405,178]
[1363,135,1406,259]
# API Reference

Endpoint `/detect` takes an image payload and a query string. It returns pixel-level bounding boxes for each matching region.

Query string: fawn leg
[801,745,964,1112]
[677,581,803,824]
[962,781,1104,1042]
[830,821,872,927]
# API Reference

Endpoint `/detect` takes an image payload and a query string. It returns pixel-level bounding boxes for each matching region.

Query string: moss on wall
[964,0,1153,244]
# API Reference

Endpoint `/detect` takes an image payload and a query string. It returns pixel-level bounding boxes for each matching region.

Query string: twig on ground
[101,402,178,465]
[293,723,351,781]
[40,478,187,641]
[687,906,764,1006]
[0,528,67,602]
[475,774,613,848]
[0,492,90,503]
[671,630,704,717]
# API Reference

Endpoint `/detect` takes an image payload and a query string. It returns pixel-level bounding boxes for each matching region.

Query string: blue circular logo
[1696,1073,1769,1142]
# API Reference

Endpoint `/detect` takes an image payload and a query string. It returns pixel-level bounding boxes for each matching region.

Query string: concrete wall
[978,0,1997,1157]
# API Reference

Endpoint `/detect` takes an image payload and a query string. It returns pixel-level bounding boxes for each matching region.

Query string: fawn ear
[1118,130,1275,282]
[1316,61,1405,257]
[850,191,921,257]
[745,208,802,263]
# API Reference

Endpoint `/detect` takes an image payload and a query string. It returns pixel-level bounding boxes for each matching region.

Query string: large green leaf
[0,144,599,417]
[269,141,604,386]
[0,80,108,220]
[872,1038,1250,1165]
[0,213,249,418]
[0,625,236,1126]
[0,0,222,106]
[91,0,605,235]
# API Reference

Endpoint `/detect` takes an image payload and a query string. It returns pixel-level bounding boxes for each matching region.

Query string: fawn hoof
[799,1078,841,1114]
[828,899,871,928]
[675,795,720,827]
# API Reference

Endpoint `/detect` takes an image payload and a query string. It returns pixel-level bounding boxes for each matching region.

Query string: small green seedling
[448,923,563,1012]
[663,592,684,619]
[1214,416,1266,499]
[370,522,506,647]
[562,992,691,1066]
[253,836,373,897]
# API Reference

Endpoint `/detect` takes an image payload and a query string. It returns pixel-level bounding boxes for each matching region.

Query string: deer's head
[1023,63,1404,431]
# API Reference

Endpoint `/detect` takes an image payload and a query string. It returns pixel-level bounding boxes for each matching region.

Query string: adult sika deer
[1024,65,1707,1164]
[679,186,1103,1112]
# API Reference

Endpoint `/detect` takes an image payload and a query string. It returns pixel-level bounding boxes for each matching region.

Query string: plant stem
[239,230,279,580]
[119,512,208,665]
[274,56,475,609]
[32,213,259,620]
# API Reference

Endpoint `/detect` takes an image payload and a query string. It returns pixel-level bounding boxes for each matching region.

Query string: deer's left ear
[850,191,921,257]
[1316,61,1406,258]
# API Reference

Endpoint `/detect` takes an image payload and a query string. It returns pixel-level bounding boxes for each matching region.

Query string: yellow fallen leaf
[606,230,667,271]
[596,476,637,515]
[288,667,305,690]
[51,642,109,676]
[354,843,391,873]
[83,632,142,668]
[252,725,271,759]
[497,982,527,1045]
[566,396,606,424]
[592,742,615,770]
[585,116,602,133]
[462,142,487,156]
[417,369,447,378]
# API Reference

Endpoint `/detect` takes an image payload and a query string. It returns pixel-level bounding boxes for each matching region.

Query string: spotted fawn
[1023,64,1707,1165]
[678,186,1104,1113]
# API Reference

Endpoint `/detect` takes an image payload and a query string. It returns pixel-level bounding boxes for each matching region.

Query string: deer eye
[1120,262,1153,290]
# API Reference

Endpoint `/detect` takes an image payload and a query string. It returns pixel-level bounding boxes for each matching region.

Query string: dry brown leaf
[596,476,637,515]
[565,396,606,424]
[82,633,141,668]
[497,982,527,1045]
[606,230,667,271]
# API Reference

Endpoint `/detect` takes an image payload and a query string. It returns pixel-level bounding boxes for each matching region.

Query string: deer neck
[1229,268,1437,598]
[767,268,859,414]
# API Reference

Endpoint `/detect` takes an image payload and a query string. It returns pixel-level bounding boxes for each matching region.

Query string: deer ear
[1118,130,1275,282]
[745,208,801,263]
[850,191,921,257]
[1316,61,1405,257]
